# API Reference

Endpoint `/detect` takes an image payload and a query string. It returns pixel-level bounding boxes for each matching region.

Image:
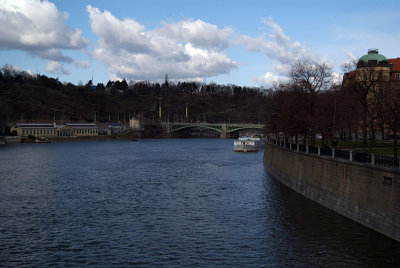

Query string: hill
[0,68,268,135]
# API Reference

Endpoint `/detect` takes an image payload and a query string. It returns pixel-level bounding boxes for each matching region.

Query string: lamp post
[185,103,188,121]
[159,98,162,120]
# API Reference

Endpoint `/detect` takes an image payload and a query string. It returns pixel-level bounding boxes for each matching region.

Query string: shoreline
[263,141,400,243]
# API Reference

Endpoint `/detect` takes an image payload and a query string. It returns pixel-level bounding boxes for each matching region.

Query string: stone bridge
[160,122,265,138]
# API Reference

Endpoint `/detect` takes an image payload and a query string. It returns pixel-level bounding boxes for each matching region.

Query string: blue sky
[1,0,399,87]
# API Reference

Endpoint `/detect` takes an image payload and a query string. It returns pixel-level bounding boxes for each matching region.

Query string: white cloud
[155,19,233,51]
[344,50,358,62]
[238,17,321,76]
[86,9,325,85]
[0,0,88,74]
[0,0,88,50]
[46,61,70,75]
[254,72,289,88]
[87,5,237,82]
[332,72,343,85]
[35,48,74,63]
[74,60,91,69]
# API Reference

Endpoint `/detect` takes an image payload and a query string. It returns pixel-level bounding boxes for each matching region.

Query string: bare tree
[371,80,386,142]
[353,67,384,149]
[382,81,400,160]
[289,60,332,145]
[1,64,18,80]
[341,59,358,74]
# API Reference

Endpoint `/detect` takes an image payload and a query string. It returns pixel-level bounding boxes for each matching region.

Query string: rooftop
[16,123,54,128]
[388,58,400,72]
[358,49,389,67]
[15,123,98,128]
[65,123,97,127]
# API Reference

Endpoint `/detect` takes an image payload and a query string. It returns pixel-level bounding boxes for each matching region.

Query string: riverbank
[263,140,400,243]
[50,133,138,142]
[0,133,142,144]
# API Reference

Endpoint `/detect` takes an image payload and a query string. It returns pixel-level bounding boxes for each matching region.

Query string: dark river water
[0,139,399,267]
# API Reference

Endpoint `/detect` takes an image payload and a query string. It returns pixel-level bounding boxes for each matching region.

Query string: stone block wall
[263,143,400,242]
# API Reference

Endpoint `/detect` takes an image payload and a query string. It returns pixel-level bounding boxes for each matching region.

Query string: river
[0,139,399,267]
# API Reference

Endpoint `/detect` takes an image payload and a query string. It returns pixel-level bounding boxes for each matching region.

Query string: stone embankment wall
[263,143,400,242]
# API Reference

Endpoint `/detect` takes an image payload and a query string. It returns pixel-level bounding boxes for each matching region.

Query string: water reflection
[262,173,400,267]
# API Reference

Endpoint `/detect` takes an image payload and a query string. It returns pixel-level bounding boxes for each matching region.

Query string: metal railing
[320,147,332,157]
[334,149,350,160]
[308,145,318,155]
[267,138,400,170]
[375,155,400,168]
[352,151,371,163]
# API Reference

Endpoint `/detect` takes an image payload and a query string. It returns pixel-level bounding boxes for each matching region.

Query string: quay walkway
[267,138,400,170]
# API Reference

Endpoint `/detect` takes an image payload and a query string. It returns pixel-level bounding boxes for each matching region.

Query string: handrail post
[297,143,299,152]
[332,149,335,158]
[349,151,353,162]
[318,146,320,156]
[371,153,375,166]
[306,144,309,153]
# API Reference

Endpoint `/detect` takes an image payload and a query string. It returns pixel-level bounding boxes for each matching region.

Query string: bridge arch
[163,122,265,138]
[227,126,266,134]
[170,124,222,133]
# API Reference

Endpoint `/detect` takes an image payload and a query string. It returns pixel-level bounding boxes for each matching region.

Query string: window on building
[378,71,383,80]
[396,73,400,80]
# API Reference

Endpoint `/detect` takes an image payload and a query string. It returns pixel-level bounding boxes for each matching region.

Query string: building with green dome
[343,48,400,83]
[344,49,400,82]
[357,49,390,68]
[354,49,391,82]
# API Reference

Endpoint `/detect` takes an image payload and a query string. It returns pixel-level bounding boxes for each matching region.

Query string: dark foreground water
[0,139,399,267]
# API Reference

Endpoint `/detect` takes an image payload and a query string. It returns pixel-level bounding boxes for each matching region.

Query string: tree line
[0,64,268,135]
[265,59,400,156]
[3,60,399,154]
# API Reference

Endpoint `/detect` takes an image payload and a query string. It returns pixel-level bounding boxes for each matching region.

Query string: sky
[1,0,399,87]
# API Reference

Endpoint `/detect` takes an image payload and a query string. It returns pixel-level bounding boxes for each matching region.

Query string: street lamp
[185,103,188,121]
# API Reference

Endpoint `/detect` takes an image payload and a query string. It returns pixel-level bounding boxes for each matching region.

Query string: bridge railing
[266,138,400,170]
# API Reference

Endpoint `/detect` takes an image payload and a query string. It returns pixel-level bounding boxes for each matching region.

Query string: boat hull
[234,136,264,152]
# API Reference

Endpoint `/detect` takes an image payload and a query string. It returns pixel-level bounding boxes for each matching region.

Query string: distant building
[342,49,400,140]
[11,123,99,138]
[108,122,122,129]
[356,49,391,81]
[108,122,123,134]
[388,58,400,81]
[129,117,142,130]
[344,49,400,82]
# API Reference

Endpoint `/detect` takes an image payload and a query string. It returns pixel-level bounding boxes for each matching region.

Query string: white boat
[234,135,265,152]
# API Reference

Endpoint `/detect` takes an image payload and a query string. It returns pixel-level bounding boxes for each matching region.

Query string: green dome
[358,49,388,64]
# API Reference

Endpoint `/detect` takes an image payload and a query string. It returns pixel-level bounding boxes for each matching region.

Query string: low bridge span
[161,122,265,138]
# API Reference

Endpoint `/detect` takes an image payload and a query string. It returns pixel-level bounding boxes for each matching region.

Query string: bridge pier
[220,124,228,139]
[165,122,171,134]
